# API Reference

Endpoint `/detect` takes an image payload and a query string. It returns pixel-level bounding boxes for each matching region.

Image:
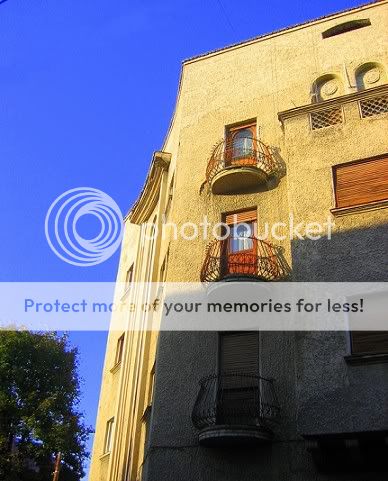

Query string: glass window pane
[230,224,253,252]
[232,129,253,158]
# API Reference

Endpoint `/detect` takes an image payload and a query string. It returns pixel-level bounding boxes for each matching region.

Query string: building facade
[90,2,388,480]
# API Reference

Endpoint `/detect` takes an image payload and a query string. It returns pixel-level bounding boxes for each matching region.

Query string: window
[159,249,169,284]
[114,334,124,367]
[322,19,371,39]
[147,365,156,406]
[217,332,260,425]
[219,332,259,374]
[359,95,388,118]
[226,122,256,166]
[351,332,388,355]
[223,209,257,276]
[310,107,343,129]
[231,129,254,158]
[103,418,114,454]
[164,175,175,219]
[145,215,158,282]
[125,264,134,291]
[230,223,254,252]
[332,155,388,209]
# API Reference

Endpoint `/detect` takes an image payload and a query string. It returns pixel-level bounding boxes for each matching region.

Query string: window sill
[331,198,388,216]
[110,361,122,374]
[344,353,388,365]
[141,404,152,422]
[361,111,388,120]
[99,452,111,461]
[121,288,131,301]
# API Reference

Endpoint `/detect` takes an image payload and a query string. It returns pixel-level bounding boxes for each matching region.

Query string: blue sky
[0,0,365,478]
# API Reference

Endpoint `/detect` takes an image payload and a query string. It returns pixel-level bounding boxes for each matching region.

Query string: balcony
[192,373,280,446]
[200,237,289,284]
[206,138,278,194]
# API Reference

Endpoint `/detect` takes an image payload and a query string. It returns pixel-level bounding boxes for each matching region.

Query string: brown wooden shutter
[334,156,388,208]
[351,331,388,355]
[219,332,259,374]
[224,208,257,225]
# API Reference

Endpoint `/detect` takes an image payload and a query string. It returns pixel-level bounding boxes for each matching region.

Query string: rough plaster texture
[90,2,388,480]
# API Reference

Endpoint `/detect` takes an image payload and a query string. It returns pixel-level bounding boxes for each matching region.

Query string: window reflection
[230,223,253,252]
[232,129,254,159]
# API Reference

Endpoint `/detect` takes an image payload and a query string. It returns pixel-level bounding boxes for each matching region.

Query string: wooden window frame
[220,209,258,277]
[226,120,257,138]
[331,153,388,215]
[225,121,257,166]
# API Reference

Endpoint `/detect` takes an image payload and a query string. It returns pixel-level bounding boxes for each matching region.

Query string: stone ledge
[278,84,388,122]
[331,198,388,216]
[344,353,388,365]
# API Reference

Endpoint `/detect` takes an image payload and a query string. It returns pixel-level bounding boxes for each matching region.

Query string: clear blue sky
[0,0,365,478]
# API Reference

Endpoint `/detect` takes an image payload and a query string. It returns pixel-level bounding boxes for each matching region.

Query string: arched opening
[355,62,387,90]
[312,74,343,103]
[322,19,371,39]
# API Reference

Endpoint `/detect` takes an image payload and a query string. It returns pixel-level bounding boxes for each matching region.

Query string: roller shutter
[334,156,388,208]
[224,209,257,225]
[351,331,388,355]
[219,332,259,374]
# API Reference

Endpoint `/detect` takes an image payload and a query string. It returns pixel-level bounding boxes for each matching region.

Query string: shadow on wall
[223,144,287,195]
[291,222,388,281]
[272,244,292,280]
[269,146,287,182]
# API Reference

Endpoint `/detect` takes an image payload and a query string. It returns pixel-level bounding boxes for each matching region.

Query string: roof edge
[183,0,387,65]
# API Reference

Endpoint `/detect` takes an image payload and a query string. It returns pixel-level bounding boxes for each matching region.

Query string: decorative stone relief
[316,77,342,101]
[356,63,386,90]
[363,67,381,85]
[322,80,339,96]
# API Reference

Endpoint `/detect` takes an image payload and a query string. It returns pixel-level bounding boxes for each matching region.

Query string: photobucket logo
[142,214,335,242]
[45,188,123,266]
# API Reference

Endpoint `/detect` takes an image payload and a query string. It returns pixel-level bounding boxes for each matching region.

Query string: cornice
[126,151,171,225]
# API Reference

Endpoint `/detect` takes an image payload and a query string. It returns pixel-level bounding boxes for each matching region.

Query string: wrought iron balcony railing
[192,373,280,444]
[200,236,289,283]
[206,138,278,193]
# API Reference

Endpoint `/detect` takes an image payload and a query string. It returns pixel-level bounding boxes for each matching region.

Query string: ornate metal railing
[206,138,277,186]
[192,373,280,431]
[200,237,289,283]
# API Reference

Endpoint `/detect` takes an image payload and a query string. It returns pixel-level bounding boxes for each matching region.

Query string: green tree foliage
[0,331,91,481]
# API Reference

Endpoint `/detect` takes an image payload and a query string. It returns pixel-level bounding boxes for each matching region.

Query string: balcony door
[223,209,257,277]
[225,122,257,167]
[217,332,260,425]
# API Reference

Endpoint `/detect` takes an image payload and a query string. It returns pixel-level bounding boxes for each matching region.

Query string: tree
[0,331,92,481]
